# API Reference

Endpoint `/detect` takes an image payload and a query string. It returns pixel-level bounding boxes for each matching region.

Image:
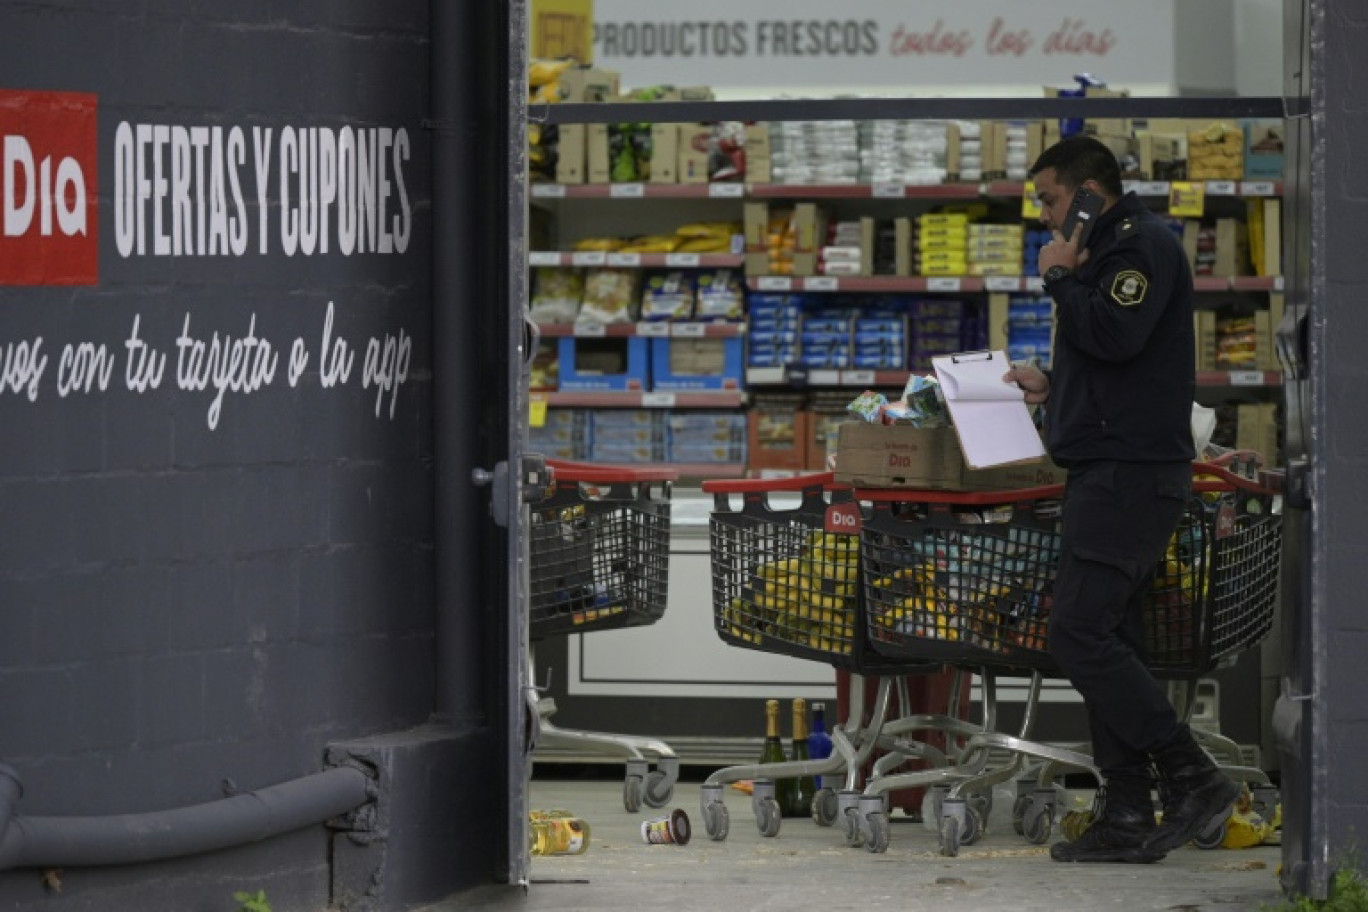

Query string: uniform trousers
[1047,459,1192,783]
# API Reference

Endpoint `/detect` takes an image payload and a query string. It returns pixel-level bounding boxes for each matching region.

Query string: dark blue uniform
[1042,192,1197,789]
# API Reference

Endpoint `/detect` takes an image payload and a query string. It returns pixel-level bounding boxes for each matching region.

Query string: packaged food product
[846,390,888,423]
[578,268,639,324]
[695,270,745,321]
[640,272,696,321]
[529,267,584,324]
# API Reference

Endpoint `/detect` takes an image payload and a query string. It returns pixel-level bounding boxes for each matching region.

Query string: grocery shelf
[748,275,1280,295]
[530,182,746,200]
[745,369,1282,390]
[536,321,745,338]
[534,390,746,408]
[529,251,744,268]
[1196,370,1283,388]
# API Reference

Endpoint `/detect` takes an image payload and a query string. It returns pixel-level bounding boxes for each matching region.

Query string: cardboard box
[557,65,620,103]
[649,123,679,184]
[859,217,876,276]
[1084,86,1132,139]
[555,123,587,184]
[557,337,649,391]
[1195,310,1218,371]
[745,123,773,183]
[894,218,914,277]
[833,423,1064,492]
[1214,217,1250,277]
[747,398,809,471]
[587,123,610,184]
[678,124,713,184]
[649,337,744,391]
[1236,403,1280,467]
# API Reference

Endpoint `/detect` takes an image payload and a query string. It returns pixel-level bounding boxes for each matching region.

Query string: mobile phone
[1060,186,1105,248]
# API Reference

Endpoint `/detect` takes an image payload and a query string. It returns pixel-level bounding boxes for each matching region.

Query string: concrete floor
[437,773,1286,912]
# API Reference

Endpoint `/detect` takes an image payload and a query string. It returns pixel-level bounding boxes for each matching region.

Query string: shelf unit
[529,96,1287,473]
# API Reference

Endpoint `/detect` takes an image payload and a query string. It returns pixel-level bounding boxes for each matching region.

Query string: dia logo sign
[1,89,98,285]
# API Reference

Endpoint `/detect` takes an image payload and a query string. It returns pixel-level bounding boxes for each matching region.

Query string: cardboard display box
[747,397,809,471]
[649,123,680,184]
[555,123,586,184]
[834,422,1065,492]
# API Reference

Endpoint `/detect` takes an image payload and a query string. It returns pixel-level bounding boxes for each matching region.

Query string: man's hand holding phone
[1040,186,1103,274]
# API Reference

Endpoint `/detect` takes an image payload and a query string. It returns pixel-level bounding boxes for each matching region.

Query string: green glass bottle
[787,698,817,818]
[759,699,795,814]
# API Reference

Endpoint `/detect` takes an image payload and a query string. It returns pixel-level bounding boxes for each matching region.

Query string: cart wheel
[703,800,730,842]
[1192,816,1228,850]
[967,790,993,822]
[756,797,782,838]
[643,770,673,808]
[864,811,891,854]
[922,784,949,833]
[939,814,961,857]
[1022,801,1053,845]
[811,788,839,828]
[960,805,985,846]
[1012,794,1031,836]
[842,806,864,848]
[623,774,644,813]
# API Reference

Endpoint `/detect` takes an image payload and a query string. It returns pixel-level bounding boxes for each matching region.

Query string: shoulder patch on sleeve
[1110,270,1149,306]
[1115,218,1139,241]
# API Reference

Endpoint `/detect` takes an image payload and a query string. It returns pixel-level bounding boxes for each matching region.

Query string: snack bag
[529,267,584,324]
[578,268,639,325]
[640,272,696,322]
[695,270,745,321]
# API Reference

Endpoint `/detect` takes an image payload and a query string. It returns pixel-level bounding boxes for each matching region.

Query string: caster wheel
[623,775,643,813]
[811,788,839,828]
[967,790,993,822]
[756,797,782,838]
[1012,794,1031,836]
[961,805,985,846]
[1022,802,1053,845]
[864,811,890,854]
[939,814,961,857]
[703,801,730,842]
[842,807,864,848]
[1193,817,1228,850]
[643,770,672,808]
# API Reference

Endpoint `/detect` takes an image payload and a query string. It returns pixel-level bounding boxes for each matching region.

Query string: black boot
[1143,727,1241,854]
[1050,782,1165,864]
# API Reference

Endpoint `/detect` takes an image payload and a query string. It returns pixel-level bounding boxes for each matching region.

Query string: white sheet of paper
[932,350,1047,469]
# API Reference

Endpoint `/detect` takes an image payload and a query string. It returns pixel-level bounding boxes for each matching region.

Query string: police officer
[1005,136,1240,863]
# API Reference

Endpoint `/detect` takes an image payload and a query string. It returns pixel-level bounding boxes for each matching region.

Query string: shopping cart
[528,458,681,812]
[699,472,983,848]
[854,460,1283,855]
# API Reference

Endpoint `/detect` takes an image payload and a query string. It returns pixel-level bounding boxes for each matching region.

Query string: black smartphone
[1060,186,1105,248]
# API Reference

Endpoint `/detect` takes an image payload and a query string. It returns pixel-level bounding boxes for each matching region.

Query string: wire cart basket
[852,460,1283,854]
[528,459,681,812]
[700,472,976,848]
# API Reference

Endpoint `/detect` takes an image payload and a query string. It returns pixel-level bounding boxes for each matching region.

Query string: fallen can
[640,808,691,845]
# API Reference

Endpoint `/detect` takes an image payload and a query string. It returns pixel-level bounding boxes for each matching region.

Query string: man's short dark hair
[1029,135,1124,199]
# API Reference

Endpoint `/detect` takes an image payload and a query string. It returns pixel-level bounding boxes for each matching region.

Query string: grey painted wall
[0,1,461,908]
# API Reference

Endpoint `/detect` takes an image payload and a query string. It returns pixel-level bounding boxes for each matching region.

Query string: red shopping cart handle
[1192,461,1280,496]
[545,458,680,484]
[700,472,836,494]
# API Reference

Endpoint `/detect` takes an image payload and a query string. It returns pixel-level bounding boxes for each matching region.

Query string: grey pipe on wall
[0,765,371,871]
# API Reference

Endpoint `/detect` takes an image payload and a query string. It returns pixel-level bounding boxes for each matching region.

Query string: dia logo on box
[1,89,98,285]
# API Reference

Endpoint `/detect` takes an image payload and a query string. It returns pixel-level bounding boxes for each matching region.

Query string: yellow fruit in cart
[758,558,802,579]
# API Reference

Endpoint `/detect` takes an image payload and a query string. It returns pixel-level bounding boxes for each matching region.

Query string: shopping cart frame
[528,459,682,812]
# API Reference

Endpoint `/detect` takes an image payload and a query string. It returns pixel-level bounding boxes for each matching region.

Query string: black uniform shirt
[1042,192,1196,466]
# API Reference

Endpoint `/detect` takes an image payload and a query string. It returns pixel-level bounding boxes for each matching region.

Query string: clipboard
[931,349,1046,470]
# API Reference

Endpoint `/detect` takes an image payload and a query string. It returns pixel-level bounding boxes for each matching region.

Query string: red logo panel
[0,89,99,285]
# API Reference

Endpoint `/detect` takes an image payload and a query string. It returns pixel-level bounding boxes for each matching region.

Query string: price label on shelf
[531,184,566,198]
[1131,181,1170,196]
[1274,276,1285,291]
[872,182,906,198]
[708,183,744,198]
[1242,181,1276,197]
[804,277,839,292]
[528,251,562,266]
[665,253,701,267]
[1168,181,1205,217]
[573,322,607,337]
[1021,181,1042,219]
[1206,181,1237,196]
[570,251,606,267]
[1229,371,1265,387]
[844,371,875,386]
[529,394,548,428]
[610,183,645,198]
[927,277,962,292]
[985,277,1022,292]
[756,276,793,291]
[641,392,677,407]
[606,253,641,267]
[1025,277,1045,292]
[636,321,670,337]
[672,323,706,337]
